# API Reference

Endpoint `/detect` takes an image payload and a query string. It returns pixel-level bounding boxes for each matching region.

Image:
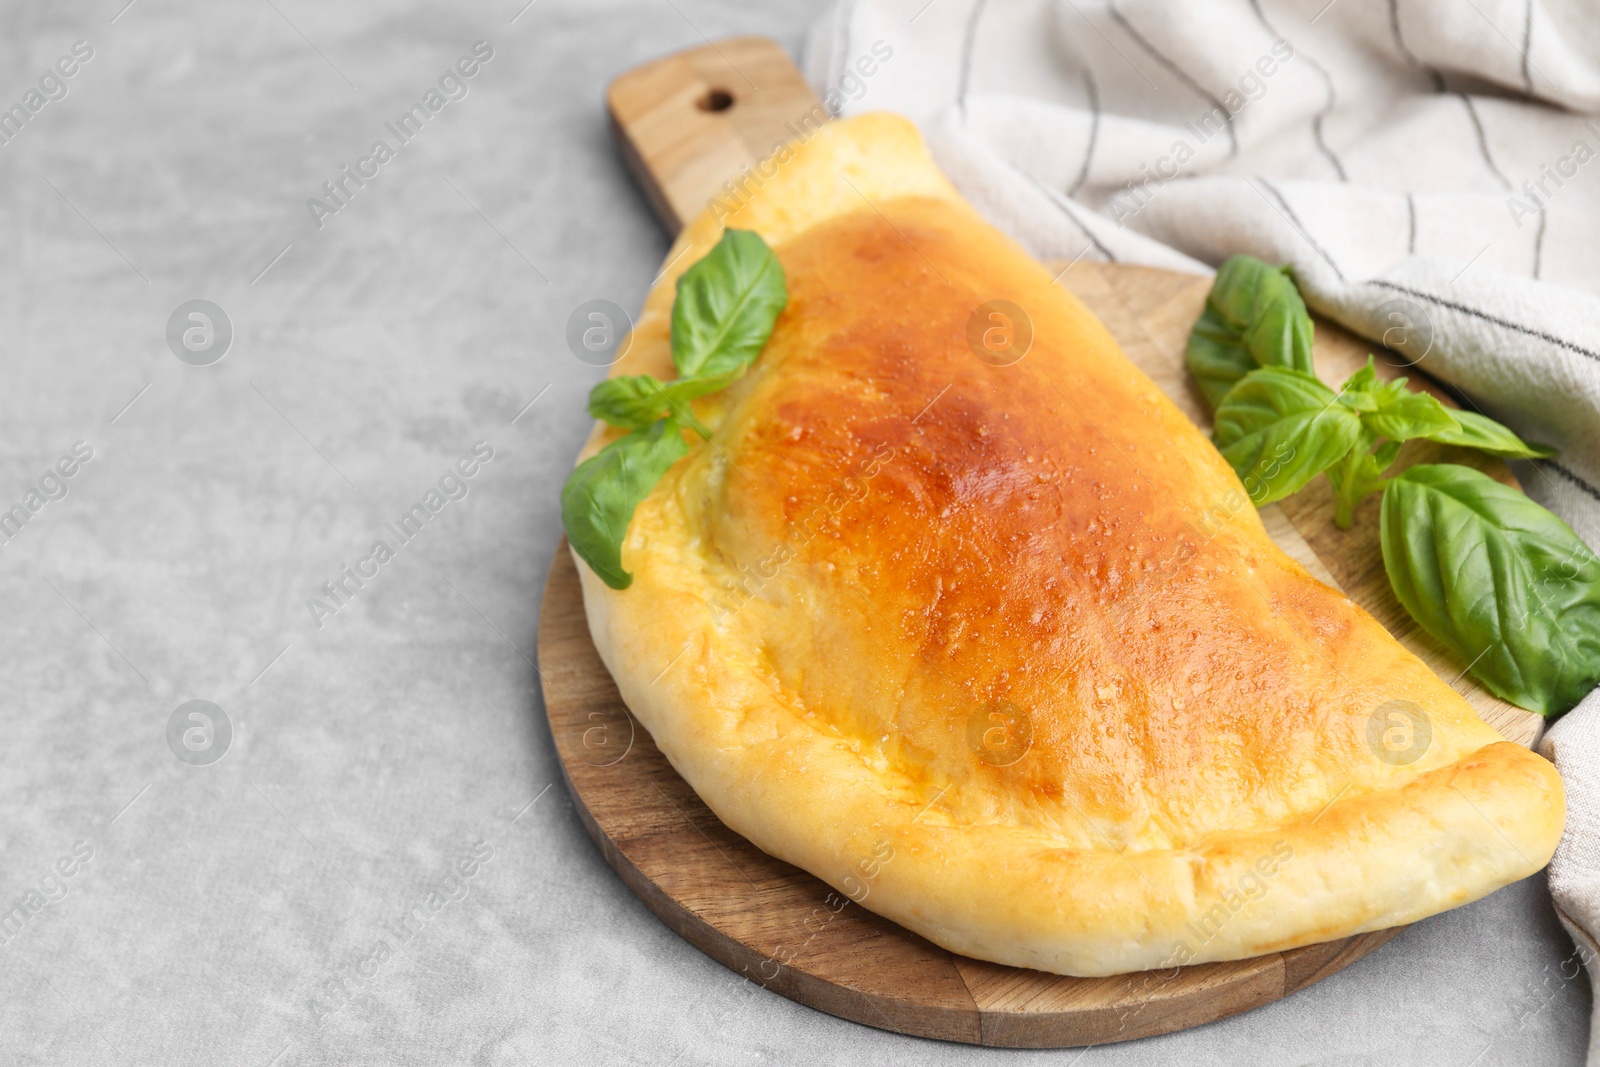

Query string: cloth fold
[805,0,1600,1051]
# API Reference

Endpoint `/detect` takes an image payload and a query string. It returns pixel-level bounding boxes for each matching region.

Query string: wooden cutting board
[535,36,1545,1048]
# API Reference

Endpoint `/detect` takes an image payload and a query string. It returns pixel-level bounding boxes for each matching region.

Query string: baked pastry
[572,112,1565,976]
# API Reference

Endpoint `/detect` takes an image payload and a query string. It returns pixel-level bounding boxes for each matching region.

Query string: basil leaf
[672,229,789,380]
[589,376,672,429]
[1338,356,1379,403]
[1427,409,1558,459]
[1213,367,1363,504]
[1360,381,1460,442]
[1381,463,1600,717]
[1186,305,1257,411]
[1237,273,1315,376]
[1334,358,1555,458]
[1186,255,1315,412]
[1326,426,1403,528]
[1209,257,1317,374]
[561,418,690,590]
[588,372,738,430]
[1334,358,1457,440]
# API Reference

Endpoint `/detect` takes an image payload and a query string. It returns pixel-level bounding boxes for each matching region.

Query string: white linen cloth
[804,0,1600,1054]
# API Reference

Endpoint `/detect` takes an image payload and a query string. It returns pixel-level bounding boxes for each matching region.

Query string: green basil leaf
[1381,463,1600,717]
[1325,425,1403,529]
[588,372,739,430]
[1337,356,1380,405]
[1427,409,1558,459]
[1186,305,1257,411]
[1186,255,1315,412]
[1334,359,1458,439]
[561,418,691,590]
[1212,367,1363,504]
[589,375,672,429]
[1360,383,1460,442]
[672,229,788,380]
[1212,256,1316,373]
[1239,279,1315,377]
[1333,360,1554,459]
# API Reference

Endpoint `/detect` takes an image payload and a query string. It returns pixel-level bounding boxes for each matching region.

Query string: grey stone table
[0,1,1586,1063]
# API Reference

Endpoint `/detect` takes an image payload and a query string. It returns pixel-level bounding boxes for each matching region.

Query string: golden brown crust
[574,113,1565,976]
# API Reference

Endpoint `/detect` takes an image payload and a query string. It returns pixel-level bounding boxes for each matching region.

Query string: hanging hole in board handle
[697,87,735,112]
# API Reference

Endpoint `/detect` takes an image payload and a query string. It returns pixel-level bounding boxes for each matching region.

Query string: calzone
[573,113,1565,976]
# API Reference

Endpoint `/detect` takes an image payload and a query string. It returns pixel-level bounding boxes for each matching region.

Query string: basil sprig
[562,229,788,589]
[1321,357,1553,526]
[1187,255,1594,717]
[1382,465,1600,716]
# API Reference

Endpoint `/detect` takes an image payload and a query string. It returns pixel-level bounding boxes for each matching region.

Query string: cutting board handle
[607,37,824,235]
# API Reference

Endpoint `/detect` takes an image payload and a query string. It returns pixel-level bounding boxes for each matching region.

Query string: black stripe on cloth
[1549,460,1600,506]
[1069,65,1101,197]
[1255,178,1347,282]
[1245,0,1347,181]
[1405,192,1417,254]
[1107,2,1238,157]
[1367,279,1600,365]
[1312,113,1347,182]
[958,0,988,123]
[1026,172,1117,262]
[1461,94,1513,190]
[1388,0,1446,91]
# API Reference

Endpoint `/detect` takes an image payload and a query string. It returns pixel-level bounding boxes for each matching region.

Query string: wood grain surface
[607,35,824,234]
[535,37,1547,1048]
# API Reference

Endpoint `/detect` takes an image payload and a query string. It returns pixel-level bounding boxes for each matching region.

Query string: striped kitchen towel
[806,0,1600,1054]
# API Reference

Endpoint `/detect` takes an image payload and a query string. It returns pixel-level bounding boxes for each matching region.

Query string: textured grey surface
[0,1,1587,1064]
